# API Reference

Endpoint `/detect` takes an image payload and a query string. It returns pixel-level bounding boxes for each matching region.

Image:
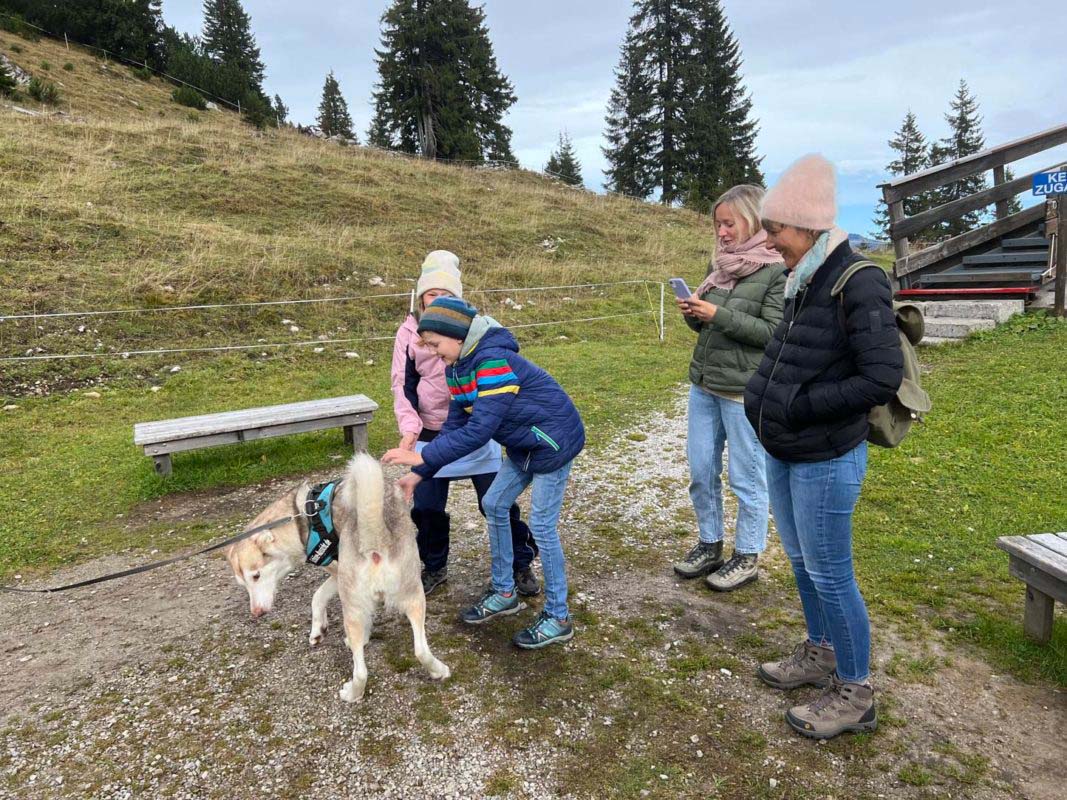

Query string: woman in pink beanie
[743,154,903,740]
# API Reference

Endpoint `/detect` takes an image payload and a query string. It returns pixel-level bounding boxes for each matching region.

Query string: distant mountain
[849,233,890,251]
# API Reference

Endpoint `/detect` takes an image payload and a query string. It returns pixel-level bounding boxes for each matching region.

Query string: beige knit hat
[760,154,837,231]
[416,250,463,300]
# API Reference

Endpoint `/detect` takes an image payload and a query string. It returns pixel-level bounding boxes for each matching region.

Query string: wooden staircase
[879,123,1067,310]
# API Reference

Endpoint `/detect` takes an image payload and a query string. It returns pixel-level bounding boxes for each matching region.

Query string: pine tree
[371,0,517,163]
[871,110,931,240]
[929,80,987,238]
[603,30,657,198]
[317,70,355,139]
[1003,167,1023,216]
[0,58,17,98]
[545,131,584,187]
[201,0,265,94]
[273,94,289,126]
[603,0,762,207]
[678,0,762,212]
[366,96,395,148]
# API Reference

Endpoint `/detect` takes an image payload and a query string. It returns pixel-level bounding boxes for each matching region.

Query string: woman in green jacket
[672,185,786,591]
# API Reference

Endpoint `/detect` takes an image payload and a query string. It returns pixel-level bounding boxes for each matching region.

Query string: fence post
[64,33,69,50]
[659,282,665,342]
[409,289,416,315]
[1055,197,1066,318]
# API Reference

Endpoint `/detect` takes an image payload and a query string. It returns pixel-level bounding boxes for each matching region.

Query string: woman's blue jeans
[687,385,769,553]
[766,442,871,683]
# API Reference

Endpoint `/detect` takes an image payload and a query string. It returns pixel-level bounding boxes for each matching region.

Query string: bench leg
[153,454,173,477]
[1023,585,1054,644]
[345,424,368,454]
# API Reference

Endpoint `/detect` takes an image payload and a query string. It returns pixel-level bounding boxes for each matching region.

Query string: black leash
[0,514,300,595]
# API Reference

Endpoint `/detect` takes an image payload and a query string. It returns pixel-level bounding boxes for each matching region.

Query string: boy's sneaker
[706,552,758,592]
[513,566,541,597]
[757,640,836,690]
[421,566,448,596]
[512,610,574,649]
[785,674,877,739]
[460,588,521,625]
[672,540,724,578]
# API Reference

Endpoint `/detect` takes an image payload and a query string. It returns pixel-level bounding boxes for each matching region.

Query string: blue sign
[1033,169,1067,196]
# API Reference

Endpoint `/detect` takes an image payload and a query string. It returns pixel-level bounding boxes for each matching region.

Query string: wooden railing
[879,122,1067,282]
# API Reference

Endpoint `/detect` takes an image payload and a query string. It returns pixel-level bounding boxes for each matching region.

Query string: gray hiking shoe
[757,640,836,690]
[514,566,541,597]
[785,674,877,739]
[672,540,724,579]
[421,566,448,596]
[706,552,758,592]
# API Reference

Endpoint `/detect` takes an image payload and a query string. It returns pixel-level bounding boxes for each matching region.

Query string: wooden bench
[134,395,378,476]
[996,532,1067,644]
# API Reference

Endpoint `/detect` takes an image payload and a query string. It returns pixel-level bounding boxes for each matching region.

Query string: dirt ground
[1,395,1064,800]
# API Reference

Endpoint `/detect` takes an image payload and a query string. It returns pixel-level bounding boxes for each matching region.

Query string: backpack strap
[830,260,884,298]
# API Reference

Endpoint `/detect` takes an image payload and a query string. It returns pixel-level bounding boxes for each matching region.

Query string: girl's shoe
[706,552,758,592]
[460,588,521,624]
[513,566,541,596]
[513,610,574,649]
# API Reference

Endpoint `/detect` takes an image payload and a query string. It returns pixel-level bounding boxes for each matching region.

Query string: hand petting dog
[381,449,425,502]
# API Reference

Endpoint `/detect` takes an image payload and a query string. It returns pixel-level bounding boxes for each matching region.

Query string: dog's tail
[340,452,388,558]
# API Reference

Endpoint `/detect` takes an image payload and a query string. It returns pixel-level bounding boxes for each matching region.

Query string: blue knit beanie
[417,296,478,340]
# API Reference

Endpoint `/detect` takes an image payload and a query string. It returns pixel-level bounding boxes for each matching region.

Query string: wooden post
[64,33,69,50]
[887,199,910,289]
[1055,195,1066,317]
[153,454,173,477]
[992,165,1009,220]
[659,282,665,342]
[345,424,368,454]
[1023,585,1055,644]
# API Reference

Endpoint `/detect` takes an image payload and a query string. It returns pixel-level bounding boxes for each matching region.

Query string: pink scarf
[696,229,781,296]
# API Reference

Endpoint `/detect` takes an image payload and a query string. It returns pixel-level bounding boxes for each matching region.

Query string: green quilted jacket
[686,263,787,394]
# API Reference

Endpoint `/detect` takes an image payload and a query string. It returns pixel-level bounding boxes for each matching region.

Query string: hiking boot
[785,674,877,739]
[757,640,836,690]
[460,588,521,625]
[672,540,724,579]
[513,610,574,649]
[421,566,448,596]
[514,566,541,597]
[706,552,759,592]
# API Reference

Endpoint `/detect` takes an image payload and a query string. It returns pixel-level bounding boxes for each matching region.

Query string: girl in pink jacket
[390,251,539,596]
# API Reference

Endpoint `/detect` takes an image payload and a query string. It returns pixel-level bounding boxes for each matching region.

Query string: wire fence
[0,282,668,363]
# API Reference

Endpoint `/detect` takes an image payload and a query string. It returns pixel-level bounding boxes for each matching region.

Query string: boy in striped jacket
[383,297,585,649]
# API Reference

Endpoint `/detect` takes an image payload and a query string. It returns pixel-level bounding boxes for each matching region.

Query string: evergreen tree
[273,93,288,126]
[545,131,583,187]
[371,0,517,163]
[929,80,986,238]
[317,70,354,139]
[603,0,762,207]
[201,0,265,94]
[0,57,17,98]
[871,110,931,240]
[603,30,657,198]
[678,0,762,211]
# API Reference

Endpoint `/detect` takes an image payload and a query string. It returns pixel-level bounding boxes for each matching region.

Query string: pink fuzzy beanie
[760,154,837,231]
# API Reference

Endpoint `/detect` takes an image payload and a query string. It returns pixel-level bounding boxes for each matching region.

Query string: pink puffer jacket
[390,314,451,436]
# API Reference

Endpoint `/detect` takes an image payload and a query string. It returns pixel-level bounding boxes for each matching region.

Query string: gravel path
[1,389,1063,800]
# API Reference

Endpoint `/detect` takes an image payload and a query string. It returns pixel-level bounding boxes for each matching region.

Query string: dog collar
[304,482,339,567]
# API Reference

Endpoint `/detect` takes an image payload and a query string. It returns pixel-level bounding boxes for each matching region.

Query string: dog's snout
[251,605,268,618]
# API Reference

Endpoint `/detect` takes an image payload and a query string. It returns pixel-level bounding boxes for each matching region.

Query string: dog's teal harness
[304,482,340,567]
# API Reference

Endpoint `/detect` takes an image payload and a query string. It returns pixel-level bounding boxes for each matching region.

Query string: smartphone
[669,277,693,300]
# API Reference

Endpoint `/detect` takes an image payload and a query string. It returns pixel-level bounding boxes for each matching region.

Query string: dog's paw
[309,627,326,647]
[339,680,365,704]
[427,659,451,681]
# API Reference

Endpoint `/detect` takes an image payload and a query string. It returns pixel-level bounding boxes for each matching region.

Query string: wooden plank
[141,412,374,456]
[880,123,1067,204]
[998,536,1067,581]
[895,204,1045,277]
[891,164,1062,240]
[134,395,378,445]
[1030,533,1067,559]
[1008,558,1067,605]
[1023,585,1055,644]
[993,165,1008,220]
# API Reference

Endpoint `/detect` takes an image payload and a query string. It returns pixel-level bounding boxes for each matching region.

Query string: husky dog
[226,454,450,702]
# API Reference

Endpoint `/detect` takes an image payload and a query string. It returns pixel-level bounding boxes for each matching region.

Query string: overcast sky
[164,0,1067,236]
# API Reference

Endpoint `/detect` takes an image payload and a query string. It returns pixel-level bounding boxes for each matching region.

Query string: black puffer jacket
[743,240,903,463]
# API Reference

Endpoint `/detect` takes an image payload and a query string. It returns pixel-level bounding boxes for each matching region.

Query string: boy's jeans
[687,385,769,553]
[483,457,574,620]
[766,441,871,683]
